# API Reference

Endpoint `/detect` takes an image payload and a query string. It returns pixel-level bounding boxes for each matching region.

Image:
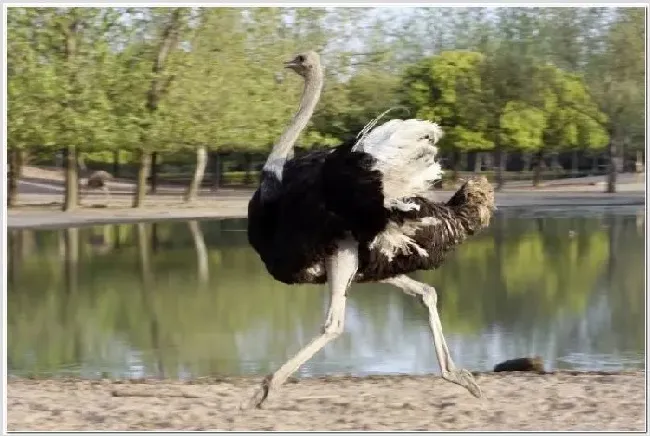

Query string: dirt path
[7,371,646,431]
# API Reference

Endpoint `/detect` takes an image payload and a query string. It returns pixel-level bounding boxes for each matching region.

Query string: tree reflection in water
[6,208,645,379]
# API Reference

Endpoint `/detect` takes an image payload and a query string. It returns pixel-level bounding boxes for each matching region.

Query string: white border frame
[1,2,648,434]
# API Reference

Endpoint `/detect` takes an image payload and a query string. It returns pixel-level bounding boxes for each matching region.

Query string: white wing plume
[352,118,444,211]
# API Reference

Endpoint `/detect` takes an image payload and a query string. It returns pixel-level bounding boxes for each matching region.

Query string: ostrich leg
[241,238,359,410]
[382,275,482,398]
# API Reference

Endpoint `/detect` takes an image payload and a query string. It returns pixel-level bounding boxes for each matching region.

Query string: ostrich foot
[442,368,482,398]
[240,375,272,410]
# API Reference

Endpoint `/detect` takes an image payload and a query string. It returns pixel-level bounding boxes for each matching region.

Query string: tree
[401,51,493,179]
[7,8,118,210]
[7,6,641,200]
[133,8,189,207]
[308,68,401,146]
[585,8,645,192]
[530,64,609,185]
[480,9,544,189]
[538,7,645,188]
[158,8,249,202]
[498,101,546,161]
[6,8,58,206]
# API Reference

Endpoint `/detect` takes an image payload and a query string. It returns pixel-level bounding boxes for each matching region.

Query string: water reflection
[7,207,645,379]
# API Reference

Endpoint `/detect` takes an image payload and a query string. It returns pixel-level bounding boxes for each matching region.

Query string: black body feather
[247,141,492,285]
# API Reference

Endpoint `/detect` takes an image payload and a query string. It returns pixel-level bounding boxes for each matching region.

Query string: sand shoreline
[7,371,646,431]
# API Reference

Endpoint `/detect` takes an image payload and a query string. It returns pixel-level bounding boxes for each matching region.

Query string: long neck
[262,70,323,181]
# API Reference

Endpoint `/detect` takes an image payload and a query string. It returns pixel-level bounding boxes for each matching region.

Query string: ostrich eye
[296,55,305,63]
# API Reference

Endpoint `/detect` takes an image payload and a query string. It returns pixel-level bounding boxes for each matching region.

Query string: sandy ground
[7,371,646,431]
[7,195,251,229]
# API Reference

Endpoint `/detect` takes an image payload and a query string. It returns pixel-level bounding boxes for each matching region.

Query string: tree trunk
[211,152,223,191]
[8,229,20,287]
[137,223,152,283]
[136,222,164,378]
[473,152,482,173]
[133,150,152,208]
[184,145,208,203]
[63,145,79,211]
[212,152,223,191]
[621,137,628,172]
[151,223,160,253]
[533,150,544,187]
[149,151,158,194]
[114,224,122,250]
[7,149,17,208]
[63,226,79,349]
[495,147,506,191]
[7,149,25,207]
[571,150,579,177]
[112,149,120,178]
[551,153,562,173]
[140,9,184,203]
[62,228,79,369]
[591,153,599,175]
[606,137,622,193]
[452,150,462,181]
[521,153,532,173]
[635,150,644,177]
[188,220,209,286]
[606,214,620,279]
[64,227,79,284]
[484,152,494,172]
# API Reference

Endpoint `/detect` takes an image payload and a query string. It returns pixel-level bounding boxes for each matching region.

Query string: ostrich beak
[284,60,299,69]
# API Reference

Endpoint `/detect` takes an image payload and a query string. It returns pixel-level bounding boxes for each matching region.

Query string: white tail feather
[353,118,444,210]
[354,107,410,145]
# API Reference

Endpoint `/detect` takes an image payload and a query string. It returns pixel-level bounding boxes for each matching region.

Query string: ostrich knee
[322,311,345,337]
[419,285,438,309]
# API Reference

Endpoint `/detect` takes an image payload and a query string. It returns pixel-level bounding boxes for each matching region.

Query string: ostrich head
[284,51,322,79]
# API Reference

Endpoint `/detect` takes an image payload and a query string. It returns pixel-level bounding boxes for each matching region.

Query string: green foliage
[158,9,251,150]
[499,101,545,151]
[586,8,644,149]
[7,8,112,151]
[401,51,493,151]
[6,6,642,164]
[532,65,609,151]
[308,69,401,145]
[400,48,608,155]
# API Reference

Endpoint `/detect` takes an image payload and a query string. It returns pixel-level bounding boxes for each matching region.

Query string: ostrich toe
[442,368,483,398]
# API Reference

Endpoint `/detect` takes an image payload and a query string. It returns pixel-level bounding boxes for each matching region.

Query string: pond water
[7,206,646,380]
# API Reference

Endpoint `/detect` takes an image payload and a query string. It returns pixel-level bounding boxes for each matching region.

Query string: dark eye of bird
[296,55,305,63]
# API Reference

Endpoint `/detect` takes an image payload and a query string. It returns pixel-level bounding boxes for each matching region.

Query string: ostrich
[78,155,113,201]
[245,51,495,409]
[85,171,113,198]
